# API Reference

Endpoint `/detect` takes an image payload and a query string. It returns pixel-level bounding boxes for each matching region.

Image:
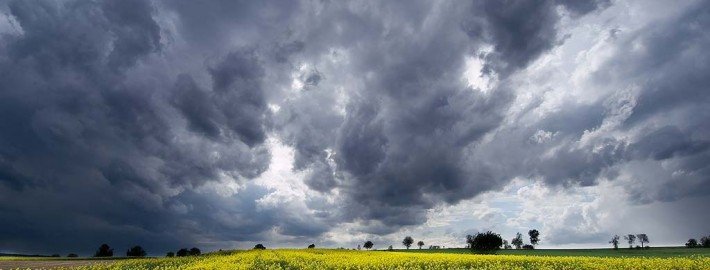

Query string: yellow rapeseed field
[71,249,710,270]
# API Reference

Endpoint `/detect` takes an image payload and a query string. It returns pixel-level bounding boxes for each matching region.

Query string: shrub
[363,241,374,250]
[522,244,535,250]
[94,244,113,257]
[166,252,175,257]
[701,236,710,248]
[254,244,266,250]
[189,248,201,256]
[468,231,503,253]
[176,248,189,257]
[126,246,147,257]
[308,244,316,249]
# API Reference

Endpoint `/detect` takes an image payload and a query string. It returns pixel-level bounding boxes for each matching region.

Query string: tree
[636,234,649,249]
[176,248,189,257]
[701,236,710,248]
[402,236,414,249]
[609,235,620,250]
[623,234,636,249]
[417,241,425,249]
[254,244,266,250]
[308,244,316,249]
[686,239,699,248]
[502,240,511,249]
[387,245,393,251]
[466,235,475,248]
[467,231,503,253]
[363,241,374,250]
[51,254,60,257]
[522,244,534,250]
[94,244,113,257]
[67,253,78,258]
[511,233,524,249]
[528,229,540,246]
[166,252,175,257]
[126,246,147,257]
[189,247,201,256]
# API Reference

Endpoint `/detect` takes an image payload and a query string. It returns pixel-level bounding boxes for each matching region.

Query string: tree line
[685,235,710,248]
[608,234,650,250]
[90,243,202,258]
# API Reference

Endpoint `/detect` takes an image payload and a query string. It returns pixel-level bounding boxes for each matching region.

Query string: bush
[467,231,503,253]
[686,239,699,248]
[166,252,175,257]
[701,236,710,248]
[308,244,316,249]
[189,248,201,256]
[363,241,374,250]
[254,244,266,250]
[522,244,535,250]
[176,248,189,257]
[94,244,113,257]
[126,246,147,257]
[67,253,78,258]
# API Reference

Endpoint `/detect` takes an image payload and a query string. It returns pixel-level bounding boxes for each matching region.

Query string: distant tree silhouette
[176,248,189,257]
[67,253,78,258]
[686,239,698,248]
[387,245,393,251]
[417,241,425,249]
[94,244,113,257]
[528,230,540,246]
[511,233,523,249]
[402,236,414,249]
[357,244,361,250]
[166,251,175,257]
[468,231,503,253]
[126,246,147,257]
[636,234,649,249]
[363,241,374,250]
[522,244,534,250]
[254,244,266,250]
[701,236,710,248]
[51,254,60,257]
[308,244,316,249]
[623,234,636,249]
[466,235,474,249]
[189,247,201,256]
[502,240,511,249]
[609,235,620,250]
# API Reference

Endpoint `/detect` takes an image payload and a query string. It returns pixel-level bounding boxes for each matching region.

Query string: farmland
[398,246,710,258]
[4,248,706,270]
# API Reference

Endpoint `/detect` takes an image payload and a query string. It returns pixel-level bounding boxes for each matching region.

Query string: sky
[1,0,709,256]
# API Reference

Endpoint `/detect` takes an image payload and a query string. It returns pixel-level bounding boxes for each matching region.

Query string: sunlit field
[63,249,709,270]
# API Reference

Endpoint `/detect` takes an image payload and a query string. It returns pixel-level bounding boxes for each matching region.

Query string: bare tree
[636,234,649,249]
[511,233,523,249]
[609,235,620,250]
[623,234,636,249]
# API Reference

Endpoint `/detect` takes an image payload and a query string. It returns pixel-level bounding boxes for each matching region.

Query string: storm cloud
[1,0,709,254]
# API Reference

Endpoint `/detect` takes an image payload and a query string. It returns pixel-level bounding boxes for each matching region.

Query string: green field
[396,246,710,258]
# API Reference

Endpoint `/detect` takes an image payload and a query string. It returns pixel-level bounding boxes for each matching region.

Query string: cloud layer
[1,0,708,254]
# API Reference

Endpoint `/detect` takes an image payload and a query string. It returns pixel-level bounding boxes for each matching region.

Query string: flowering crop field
[67,249,710,270]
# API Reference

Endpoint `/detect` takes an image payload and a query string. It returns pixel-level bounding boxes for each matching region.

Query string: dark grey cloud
[1,0,708,254]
